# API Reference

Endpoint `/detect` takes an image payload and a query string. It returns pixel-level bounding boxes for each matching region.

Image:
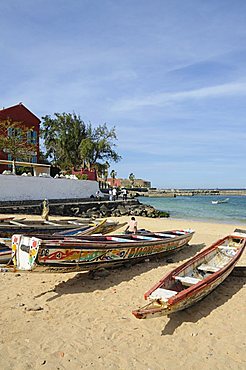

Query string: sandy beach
[0,214,245,370]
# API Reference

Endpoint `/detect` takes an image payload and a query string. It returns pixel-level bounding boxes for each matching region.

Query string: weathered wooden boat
[0,219,127,263]
[55,220,127,236]
[132,229,246,319]
[0,218,101,237]
[0,218,126,237]
[0,238,12,263]
[0,229,194,272]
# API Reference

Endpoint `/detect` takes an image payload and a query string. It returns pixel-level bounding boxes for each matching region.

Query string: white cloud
[112,82,246,111]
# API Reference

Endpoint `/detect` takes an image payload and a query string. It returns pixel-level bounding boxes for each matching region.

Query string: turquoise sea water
[138,195,246,225]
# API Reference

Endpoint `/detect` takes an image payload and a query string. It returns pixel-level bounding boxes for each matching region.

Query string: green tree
[0,118,36,174]
[79,123,121,169]
[41,114,121,172]
[129,172,135,187]
[41,113,87,171]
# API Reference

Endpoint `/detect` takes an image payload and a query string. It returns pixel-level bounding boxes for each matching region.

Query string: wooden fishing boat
[0,218,126,238]
[132,229,246,319]
[0,218,99,237]
[0,229,194,272]
[0,219,126,263]
[0,238,12,263]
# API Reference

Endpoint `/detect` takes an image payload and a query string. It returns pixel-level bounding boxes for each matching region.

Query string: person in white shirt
[112,187,117,201]
[122,188,127,201]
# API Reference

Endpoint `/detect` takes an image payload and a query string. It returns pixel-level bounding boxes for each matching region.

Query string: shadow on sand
[35,242,205,302]
[161,274,246,336]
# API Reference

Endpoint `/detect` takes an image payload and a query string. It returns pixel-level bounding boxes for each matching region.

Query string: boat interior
[0,218,94,227]
[148,236,244,302]
[58,230,190,243]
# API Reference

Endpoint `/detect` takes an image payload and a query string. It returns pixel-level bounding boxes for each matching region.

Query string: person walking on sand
[125,216,138,234]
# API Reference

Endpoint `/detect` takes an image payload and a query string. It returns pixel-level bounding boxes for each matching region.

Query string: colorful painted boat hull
[1,229,194,273]
[0,220,125,263]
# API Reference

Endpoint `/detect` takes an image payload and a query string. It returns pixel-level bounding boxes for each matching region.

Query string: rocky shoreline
[0,198,169,219]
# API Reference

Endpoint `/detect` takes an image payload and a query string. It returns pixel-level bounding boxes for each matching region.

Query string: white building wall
[0,175,100,201]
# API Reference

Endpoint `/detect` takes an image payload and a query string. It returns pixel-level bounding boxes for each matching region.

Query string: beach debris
[25,304,44,312]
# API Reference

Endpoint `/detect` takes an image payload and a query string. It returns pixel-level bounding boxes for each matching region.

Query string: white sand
[0,215,245,369]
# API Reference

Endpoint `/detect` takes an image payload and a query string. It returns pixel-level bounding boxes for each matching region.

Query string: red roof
[0,103,40,127]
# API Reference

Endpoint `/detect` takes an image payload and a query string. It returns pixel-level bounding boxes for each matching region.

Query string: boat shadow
[41,243,205,302]
[161,274,246,336]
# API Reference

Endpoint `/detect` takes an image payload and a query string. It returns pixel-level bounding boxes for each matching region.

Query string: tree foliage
[41,113,87,170]
[79,123,121,169]
[0,118,36,172]
[129,172,135,187]
[41,113,121,171]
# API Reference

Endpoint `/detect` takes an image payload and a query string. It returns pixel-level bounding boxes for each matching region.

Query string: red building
[72,168,97,181]
[0,103,40,172]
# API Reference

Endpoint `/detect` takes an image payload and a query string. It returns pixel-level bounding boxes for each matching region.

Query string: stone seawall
[0,198,169,218]
[140,189,246,197]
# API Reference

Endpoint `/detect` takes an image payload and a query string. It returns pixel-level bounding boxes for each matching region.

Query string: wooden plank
[9,220,26,226]
[174,276,202,286]
[149,288,178,301]
[132,235,159,241]
[154,233,176,238]
[44,221,61,226]
[106,236,134,243]
[198,264,220,273]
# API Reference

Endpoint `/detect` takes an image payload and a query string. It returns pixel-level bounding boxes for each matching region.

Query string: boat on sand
[0,218,125,237]
[0,219,127,263]
[0,229,194,273]
[132,229,246,319]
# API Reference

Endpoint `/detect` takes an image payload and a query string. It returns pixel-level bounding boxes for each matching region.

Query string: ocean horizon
[139,195,246,225]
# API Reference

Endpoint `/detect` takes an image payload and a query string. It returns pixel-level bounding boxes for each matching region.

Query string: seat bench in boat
[197,264,220,273]
[154,233,176,238]
[106,236,134,242]
[149,288,178,301]
[173,276,201,286]
[132,235,160,241]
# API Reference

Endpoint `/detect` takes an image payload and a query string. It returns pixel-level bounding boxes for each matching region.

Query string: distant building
[106,177,122,188]
[107,177,151,188]
[0,103,40,173]
[72,168,97,181]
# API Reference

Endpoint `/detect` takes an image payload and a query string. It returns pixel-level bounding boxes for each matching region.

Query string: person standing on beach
[112,187,117,201]
[109,189,113,201]
[125,216,138,234]
[122,188,127,201]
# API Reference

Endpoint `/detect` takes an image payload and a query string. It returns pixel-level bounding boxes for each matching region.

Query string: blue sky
[1,0,246,188]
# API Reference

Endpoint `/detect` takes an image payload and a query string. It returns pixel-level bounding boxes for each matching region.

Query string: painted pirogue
[0,217,126,238]
[132,229,246,319]
[1,229,194,272]
[0,219,127,263]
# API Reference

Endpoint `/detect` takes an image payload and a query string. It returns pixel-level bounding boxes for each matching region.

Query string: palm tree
[129,173,135,187]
